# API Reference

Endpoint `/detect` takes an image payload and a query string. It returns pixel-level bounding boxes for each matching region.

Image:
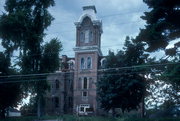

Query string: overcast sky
[0,0,150,57]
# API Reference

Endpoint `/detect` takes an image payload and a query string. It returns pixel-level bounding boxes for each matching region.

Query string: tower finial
[83,5,97,13]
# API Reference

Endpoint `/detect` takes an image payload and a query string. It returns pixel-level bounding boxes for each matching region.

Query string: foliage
[134,0,180,110]
[1,115,180,121]
[97,37,147,114]
[0,0,61,118]
[41,38,62,73]
[135,0,180,52]
[0,52,23,118]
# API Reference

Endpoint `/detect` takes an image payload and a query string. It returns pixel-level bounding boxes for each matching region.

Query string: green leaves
[97,37,146,113]
[136,0,180,52]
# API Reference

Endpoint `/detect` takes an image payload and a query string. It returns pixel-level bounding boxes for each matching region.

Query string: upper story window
[83,77,88,89]
[87,57,92,69]
[85,30,90,43]
[55,79,59,89]
[80,29,93,43]
[81,58,85,69]
[89,31,93,42]
[80,32,84,42]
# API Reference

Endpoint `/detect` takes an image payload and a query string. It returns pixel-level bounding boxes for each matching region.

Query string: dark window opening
[55,79,59,89]
[83,77,88,89]
[55,97,59,108]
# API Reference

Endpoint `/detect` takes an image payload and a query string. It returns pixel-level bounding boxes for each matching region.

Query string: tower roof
[76,5,99,24]
[83,5,97,13]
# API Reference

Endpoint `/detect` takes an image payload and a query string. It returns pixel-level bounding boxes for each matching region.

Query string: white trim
[79,104,90,113]
[100,58,107,67]
[73,46,102,56]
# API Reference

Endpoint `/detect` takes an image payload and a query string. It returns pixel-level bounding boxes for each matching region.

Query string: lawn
[1,115,180,121]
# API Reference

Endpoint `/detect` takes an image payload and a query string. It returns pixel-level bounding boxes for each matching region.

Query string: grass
[1,115,180,121]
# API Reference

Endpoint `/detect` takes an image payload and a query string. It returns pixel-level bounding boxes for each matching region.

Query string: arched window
[83,77,88,89]
[81,58,85,69]
[55,79,59,89]
[87,57,92,69]
[101,58,107,68]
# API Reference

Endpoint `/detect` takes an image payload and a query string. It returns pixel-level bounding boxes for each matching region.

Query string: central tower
[73,5,103,115]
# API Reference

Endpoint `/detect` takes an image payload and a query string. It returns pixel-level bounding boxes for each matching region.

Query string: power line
[0,71,179,84]
[0,62,179,80]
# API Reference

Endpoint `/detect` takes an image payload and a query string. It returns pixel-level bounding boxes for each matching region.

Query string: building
[45,5,106,115]
[6,108,21,117]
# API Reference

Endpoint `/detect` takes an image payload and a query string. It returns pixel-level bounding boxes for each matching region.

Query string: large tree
[135,0,180,109]
[0,0,59,117]
[135,0,180,52]
[97,37,147,115]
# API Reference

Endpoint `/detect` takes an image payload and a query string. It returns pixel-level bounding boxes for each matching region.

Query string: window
[69,62,74,69]
[55,97,59,108]
[85,30,89,43]
[82,91,88,101]
[81,58,85,69]
[79,104,90,113]
[82,91,87,97]
[83,77,88,89]
[89,31,93,42]
[87,57,92,69]
[55,80,59,89]
[80,32,84,42]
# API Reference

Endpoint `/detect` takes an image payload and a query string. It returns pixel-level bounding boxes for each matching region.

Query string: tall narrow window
[87,57,92,69]
[81,58,85,69]
[85,30,89,43]
[83,77,88,89]
[80,32,84,42]
[55,97,59,108]
[55,79,59,89]
[89,31,93,42]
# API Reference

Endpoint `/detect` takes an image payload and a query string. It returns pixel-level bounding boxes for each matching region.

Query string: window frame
[87,57,92,69]
[82,77,89,89]
[80,57,85,69]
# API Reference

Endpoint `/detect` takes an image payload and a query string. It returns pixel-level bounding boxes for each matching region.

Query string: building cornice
[73,45,102,56]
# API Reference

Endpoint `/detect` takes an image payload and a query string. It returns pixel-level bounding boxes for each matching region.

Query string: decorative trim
[73,46,102,56]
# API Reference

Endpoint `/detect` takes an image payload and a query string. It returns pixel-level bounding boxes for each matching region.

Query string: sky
[0,0,150,57]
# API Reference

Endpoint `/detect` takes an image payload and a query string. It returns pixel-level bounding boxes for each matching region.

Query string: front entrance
[78,104,90,115]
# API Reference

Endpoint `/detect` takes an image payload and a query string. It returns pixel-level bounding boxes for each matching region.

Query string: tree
[97,37,147,115]
[135,0,180,109]
[0,52,22,118]
[41,38,62,73]
[0,0,56,117]
[135,0,180,52]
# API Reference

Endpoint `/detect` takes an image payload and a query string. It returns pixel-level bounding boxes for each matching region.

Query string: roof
[77,5,99,23]
[8,108,21,113]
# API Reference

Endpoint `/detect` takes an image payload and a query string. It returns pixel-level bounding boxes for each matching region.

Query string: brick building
[45,5,106,115]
